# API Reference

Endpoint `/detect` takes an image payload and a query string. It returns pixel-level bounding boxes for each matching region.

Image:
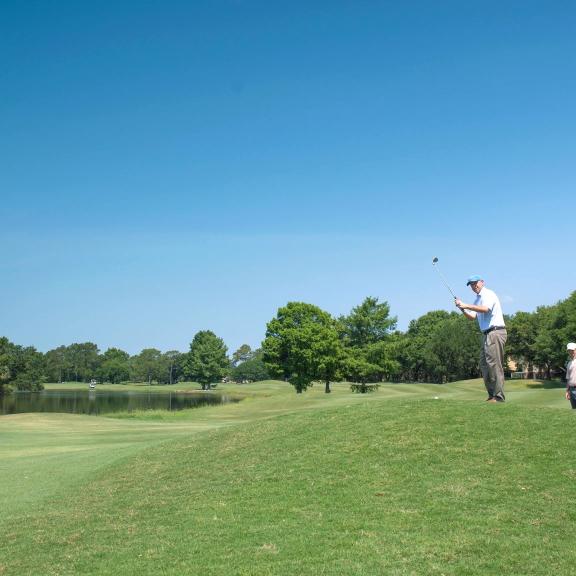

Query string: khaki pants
[480,329,507,400]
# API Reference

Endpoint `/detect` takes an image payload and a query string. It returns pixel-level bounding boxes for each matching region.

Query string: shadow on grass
[526,380,565,389]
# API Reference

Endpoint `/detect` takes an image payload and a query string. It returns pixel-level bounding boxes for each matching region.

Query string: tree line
[261,298,480,393]
[0,333,269,396]
[1,291,575,395]
[261,291,576,392]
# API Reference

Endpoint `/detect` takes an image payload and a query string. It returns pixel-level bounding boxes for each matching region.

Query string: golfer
[455,275,507,403]
[565,343,576,409]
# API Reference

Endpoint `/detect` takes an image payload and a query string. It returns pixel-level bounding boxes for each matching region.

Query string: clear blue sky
[2,1,574,355]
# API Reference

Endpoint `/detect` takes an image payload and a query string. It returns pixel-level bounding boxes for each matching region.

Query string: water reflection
[0,390,238,416]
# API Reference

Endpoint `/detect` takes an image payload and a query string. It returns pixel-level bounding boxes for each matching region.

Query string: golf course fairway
[1,379,575,575]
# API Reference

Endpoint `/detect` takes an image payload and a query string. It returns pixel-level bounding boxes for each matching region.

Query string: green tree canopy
[131,348,163,385]
[162,350,184,385]
[44,346,70,383]
[262,302,343,393]
[231,344,253,367]
[231,349,270,383]
[341,353,381,385]
[185,331,229,390]
[0,337,46,393]
[339,297,397,347]
[426,315,480,383]
[507,311,539,370]
[402,310,453,382]
[97,347,131,384]
[66,343,101,382]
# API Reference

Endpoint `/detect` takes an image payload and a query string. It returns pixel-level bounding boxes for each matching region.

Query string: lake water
[0,389,238,416]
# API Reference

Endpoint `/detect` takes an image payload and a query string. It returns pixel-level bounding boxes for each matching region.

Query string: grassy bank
[1,379,575,575]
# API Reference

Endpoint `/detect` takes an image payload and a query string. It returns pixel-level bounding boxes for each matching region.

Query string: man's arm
[455,290,494,315]
[456,302,490,314]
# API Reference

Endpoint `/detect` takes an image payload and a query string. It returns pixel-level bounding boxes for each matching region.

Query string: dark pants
[568,388,576,409]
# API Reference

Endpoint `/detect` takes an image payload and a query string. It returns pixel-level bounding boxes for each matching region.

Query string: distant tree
[507,311,539,372]
[231,344,253,367]
[0,337,15,395]
[44,346,70,383]
[0,338,45,393]
[97,348,131,384]
[131,348,163,385]
[402,310,453,382]
[262,302,343,393]
[185,331,229,390]
[339,297,397,348]
[12,347,46,391]
[341,353,381,385]
[364,339,403,382]
[159,351,184,385]
[427,315,480,382]
[231,349,270,383]
[549,292,576,373]
[66,343,101,382]
[530,304,565,379]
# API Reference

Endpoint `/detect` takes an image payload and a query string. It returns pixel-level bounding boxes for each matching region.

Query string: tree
[548,292,576,373]
[339,297,397,348]
[341,353,381,385]
[163,350,184,385]
[0,337,46,393]
[131,348,163,385]
[66,343,101,382]
[185,331,229,390]
[338,297,399,384]
[507,311,539,373]
[364,338,403,382]
[231,349,270,383]
[231,344,253,367]
[0,337,15,395]
[97,348,131,384]
[402,310,452,382]
[426,315,480,382]
[531,304,566,379]
[262,302,343,393]
[12,346,46,391]
[44,346,71,383]
[44,343,100,383]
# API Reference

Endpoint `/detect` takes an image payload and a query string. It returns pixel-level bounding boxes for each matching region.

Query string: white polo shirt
[472,286,505,333]
[567,359,576,387]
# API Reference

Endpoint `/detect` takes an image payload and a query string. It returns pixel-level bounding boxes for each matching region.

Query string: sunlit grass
[1,379,575,575]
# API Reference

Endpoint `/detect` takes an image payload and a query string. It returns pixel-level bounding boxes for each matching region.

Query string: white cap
[567,343,576,351]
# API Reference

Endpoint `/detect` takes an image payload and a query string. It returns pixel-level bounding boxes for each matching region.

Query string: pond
[0,389,239,416]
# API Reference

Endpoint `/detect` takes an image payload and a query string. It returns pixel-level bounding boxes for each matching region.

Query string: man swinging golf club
[455,275,507,403]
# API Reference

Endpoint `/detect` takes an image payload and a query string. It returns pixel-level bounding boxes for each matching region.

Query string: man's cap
[466,274,483,286]
[567,342,576,351]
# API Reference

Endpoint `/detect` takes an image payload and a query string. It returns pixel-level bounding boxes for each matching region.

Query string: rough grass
[2,380,576,575]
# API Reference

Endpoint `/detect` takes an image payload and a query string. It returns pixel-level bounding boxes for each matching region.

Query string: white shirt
[472,286,505,332]
[567,359,576,387]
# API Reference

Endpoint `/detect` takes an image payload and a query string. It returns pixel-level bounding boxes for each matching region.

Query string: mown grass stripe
[2,395,576,575]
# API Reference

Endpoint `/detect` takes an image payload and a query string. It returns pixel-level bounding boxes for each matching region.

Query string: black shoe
[486,397,494,401]
[495,396,505,402]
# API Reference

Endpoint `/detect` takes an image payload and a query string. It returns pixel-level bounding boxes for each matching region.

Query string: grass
[1,379,576,575]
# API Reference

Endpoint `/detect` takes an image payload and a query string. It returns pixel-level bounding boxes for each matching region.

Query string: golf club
[432,257,457,300]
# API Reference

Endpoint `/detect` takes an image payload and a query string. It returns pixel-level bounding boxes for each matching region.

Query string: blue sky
[2,0,575,355]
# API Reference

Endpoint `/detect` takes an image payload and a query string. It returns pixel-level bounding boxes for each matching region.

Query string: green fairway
[1,379,576,575]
